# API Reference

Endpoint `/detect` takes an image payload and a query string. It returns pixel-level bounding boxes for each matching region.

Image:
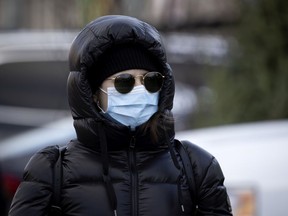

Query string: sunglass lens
[144,72,164,93]
[114,73,135,93]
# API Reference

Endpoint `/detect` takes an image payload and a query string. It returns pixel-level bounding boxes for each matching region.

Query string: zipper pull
[181,204,185,212]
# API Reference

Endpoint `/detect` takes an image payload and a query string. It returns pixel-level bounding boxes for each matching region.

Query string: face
[94,69,147,111]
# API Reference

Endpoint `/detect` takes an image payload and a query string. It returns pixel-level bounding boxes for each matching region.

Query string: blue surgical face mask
[100,85,159,129]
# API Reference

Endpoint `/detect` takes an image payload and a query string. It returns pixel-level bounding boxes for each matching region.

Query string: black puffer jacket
[9,15,232,216]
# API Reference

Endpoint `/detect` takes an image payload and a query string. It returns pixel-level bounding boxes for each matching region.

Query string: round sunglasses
[105,72,165,94]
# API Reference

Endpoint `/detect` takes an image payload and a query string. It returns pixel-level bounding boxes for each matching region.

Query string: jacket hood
[67,15,175,148]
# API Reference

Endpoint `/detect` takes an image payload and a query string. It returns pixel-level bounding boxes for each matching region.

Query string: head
[88,43,162,110]
[68,15,175,143]
[87,43,167,133]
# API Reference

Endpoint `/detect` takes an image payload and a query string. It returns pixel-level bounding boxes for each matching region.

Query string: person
[9,15,232,216]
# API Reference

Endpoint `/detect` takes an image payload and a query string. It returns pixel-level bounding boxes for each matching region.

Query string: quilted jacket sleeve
[196,157,232,215]
[9,146,59,216]
[183,141,233,216]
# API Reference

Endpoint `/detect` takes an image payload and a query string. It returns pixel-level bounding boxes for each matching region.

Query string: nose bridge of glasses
[134,74,144,86]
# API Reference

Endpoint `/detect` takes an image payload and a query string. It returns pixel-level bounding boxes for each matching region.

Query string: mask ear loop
[99,87,108,94]
[97,101,106,113]
[94,89,106,113]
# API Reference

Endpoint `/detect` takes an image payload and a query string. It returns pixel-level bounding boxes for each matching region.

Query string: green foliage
[201,0,288,126]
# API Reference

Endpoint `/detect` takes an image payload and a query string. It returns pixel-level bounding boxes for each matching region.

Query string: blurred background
[1,0,287,130]
[0,0,287,216]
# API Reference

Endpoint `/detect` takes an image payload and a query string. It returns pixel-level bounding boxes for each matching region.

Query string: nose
[134,75,143,86]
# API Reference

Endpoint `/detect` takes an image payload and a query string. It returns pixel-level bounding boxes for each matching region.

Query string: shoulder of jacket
[180,140,215,164]
[178,140,218,178]
[29,145,61,165]
[23,145,60,184]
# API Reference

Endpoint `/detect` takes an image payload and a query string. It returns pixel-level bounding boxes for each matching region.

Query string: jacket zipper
[129,135,138,216]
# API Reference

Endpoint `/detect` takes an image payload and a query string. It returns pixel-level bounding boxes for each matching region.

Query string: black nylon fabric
[9,15,232,216]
